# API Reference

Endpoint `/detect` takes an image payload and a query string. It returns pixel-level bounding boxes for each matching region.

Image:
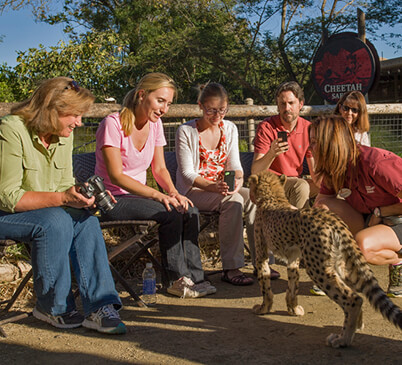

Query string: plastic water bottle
[142,263,156,305]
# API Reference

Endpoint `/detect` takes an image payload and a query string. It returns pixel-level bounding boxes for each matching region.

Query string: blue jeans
[0,207,121,316]
[101,195,205,285]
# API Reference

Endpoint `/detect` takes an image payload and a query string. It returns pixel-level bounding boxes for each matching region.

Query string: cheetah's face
[249,171,287,207]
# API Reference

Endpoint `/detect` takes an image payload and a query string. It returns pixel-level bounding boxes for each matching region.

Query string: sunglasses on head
[65,80,80,92]
[341,104,359,114]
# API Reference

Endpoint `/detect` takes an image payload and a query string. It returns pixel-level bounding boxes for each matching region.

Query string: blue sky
[0,8,401,67]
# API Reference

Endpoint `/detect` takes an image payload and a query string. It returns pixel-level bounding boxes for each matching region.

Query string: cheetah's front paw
[252,303,270,315]
[326,333,350,348]
[288,305,304,316]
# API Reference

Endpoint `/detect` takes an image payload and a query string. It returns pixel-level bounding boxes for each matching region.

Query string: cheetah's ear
[248,174,259,186]
[279,174,287,186]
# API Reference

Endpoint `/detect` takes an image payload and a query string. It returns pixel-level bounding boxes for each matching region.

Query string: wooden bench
[0,240,33,337]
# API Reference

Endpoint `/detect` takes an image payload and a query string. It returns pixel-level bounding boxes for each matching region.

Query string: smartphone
[224,170,236,192]
[278,131,288,142]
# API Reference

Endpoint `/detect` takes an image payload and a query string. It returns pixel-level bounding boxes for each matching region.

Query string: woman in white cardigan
[175,82,255,286]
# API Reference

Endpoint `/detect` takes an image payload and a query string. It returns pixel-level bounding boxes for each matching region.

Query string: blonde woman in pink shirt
[95,73,215,298]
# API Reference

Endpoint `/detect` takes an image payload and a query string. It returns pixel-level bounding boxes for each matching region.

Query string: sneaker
[167,276,207,298]
[82,304,126,334]
[193,280,217,295]
[387,263,402,298]
[33,306,84,329]
[310,284,326,296]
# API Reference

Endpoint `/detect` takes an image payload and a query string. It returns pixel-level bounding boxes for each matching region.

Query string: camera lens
[96,192,115,212]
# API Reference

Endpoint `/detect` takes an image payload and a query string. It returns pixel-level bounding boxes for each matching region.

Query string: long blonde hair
[309,115,359,193]
[335,91,370,133]
[11,77,95,135]
[120,73,177,136]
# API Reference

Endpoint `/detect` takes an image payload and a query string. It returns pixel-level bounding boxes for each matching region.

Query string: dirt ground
[1,261,401,365]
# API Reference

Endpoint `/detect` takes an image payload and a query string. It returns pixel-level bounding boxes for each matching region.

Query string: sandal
[221,270,254,286]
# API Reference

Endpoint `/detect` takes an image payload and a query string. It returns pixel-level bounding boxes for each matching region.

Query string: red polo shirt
[253,115,312,177]
[320,145,402,214]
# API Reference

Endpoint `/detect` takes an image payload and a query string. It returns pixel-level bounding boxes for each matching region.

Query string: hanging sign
[312,32,379,104]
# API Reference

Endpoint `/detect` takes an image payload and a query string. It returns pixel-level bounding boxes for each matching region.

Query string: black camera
[79,175,115,213]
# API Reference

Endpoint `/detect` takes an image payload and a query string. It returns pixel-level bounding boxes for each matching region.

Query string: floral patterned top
[197,121,228,181]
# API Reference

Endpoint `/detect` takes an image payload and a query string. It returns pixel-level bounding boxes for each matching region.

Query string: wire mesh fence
[73,106,402,156]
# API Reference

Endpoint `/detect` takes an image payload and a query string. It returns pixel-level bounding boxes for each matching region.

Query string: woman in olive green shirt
[0,77,125,334]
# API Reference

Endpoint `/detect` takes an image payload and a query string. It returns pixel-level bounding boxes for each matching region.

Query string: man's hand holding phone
[278,131,288,143]
[274,131,289,155]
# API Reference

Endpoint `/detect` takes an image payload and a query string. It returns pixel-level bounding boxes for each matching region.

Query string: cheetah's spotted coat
[249,171,402,348]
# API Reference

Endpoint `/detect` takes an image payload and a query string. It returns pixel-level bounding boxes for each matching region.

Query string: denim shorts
[391,224,402,245]
[364,214,402,244]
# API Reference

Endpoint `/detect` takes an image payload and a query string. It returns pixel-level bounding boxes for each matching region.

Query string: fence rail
[1,102,402,118]
[1,102,401,155]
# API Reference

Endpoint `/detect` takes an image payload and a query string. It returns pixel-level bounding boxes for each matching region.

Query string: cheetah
[248,170,402,348]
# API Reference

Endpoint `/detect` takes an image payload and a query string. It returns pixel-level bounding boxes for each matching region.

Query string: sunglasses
[202,105,228,116]
[65,80,80,92]
[341,104,359,114]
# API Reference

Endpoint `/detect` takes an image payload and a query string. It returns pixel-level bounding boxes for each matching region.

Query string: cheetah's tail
[332,219,402,330]
[349,253,402,330]
[359,277,402,330]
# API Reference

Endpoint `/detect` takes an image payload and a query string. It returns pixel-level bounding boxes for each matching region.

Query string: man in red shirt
[252,81,318,209]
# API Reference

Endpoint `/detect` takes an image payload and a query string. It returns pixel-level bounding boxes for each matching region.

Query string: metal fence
[71,103,402,156]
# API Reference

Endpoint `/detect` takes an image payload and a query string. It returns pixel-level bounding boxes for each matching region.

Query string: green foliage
[13,32,126,101]
[0,0,400,104]
[0,64,23,102]
[4,243,30,261]
[239,138,249,152]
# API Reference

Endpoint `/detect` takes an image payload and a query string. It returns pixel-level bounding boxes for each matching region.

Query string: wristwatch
[373,207,382,218]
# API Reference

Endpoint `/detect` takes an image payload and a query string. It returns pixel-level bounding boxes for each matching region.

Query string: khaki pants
[186,187,256,270]
[284,177,311,209]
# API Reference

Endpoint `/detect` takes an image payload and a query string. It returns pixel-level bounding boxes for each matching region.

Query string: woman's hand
[367,214,382,227]
[169,192,194,213]
[152,191,189,213]
[227,176,243,195]
[215,180,231,196]
[63,186,96,208]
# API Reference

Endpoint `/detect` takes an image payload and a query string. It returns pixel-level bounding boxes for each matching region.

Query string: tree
[0,63,22,102]
[13,31,126,101]
[0,0,54,19]
[40,0,269,103]
[240,0,401,101]
[0,0,400,104]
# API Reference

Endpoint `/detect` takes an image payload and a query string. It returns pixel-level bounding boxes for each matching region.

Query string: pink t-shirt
[95,112,167,195]
[253,115,312,177]
[320,145,402,214]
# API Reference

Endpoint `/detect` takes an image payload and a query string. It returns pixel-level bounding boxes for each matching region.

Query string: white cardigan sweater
[175,119,243,195]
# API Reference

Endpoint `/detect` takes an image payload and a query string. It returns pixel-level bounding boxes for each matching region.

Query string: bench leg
[109,264,147,308]
[1,268,33,312]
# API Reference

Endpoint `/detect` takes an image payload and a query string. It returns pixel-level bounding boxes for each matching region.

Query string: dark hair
[334,91,370,133]
[11,77,94,135]
[275,81,304,103]
[197,82,228,104]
